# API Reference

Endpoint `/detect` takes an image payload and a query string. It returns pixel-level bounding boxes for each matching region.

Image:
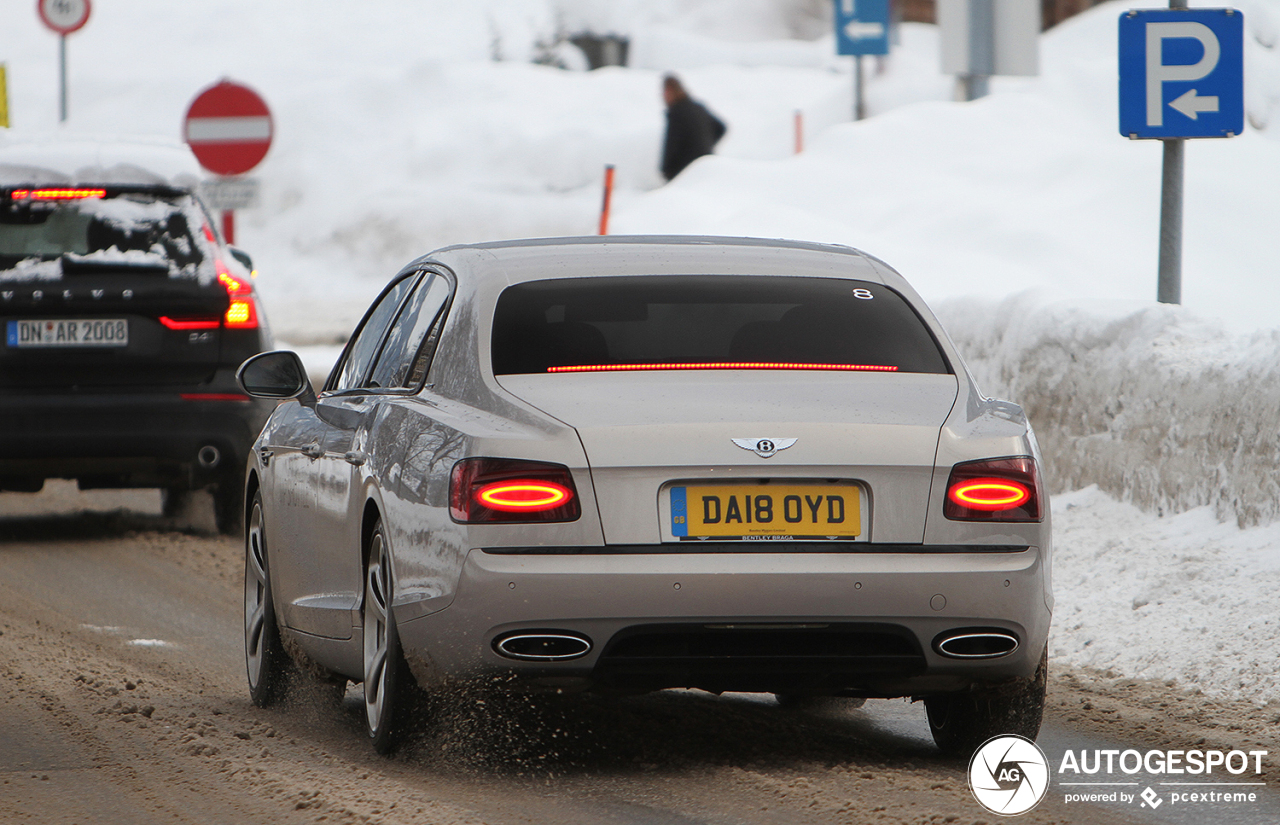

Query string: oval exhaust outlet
[494,632,592,661]
[934,630,1019,659]
[197,445,221,469]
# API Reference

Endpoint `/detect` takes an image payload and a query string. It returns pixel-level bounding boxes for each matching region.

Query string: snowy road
[1,484,1276,825]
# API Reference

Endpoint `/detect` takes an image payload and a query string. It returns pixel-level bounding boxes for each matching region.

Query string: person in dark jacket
[660,74,727,181]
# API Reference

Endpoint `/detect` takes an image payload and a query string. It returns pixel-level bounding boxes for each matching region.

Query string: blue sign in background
[1119,8,1244,139]
[835,0,890,56]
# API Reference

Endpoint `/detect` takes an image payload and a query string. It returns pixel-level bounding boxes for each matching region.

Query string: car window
[0,190,212,274]
[328,273,419,391]
[491,275,950,376]
[365,272,453,390]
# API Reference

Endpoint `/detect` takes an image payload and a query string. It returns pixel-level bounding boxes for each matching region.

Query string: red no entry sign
[183,80,273,177]
[38,0,91,35]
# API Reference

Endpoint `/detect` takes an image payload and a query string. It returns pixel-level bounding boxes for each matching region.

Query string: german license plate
[670,483,861,541]
[6,319,129,348]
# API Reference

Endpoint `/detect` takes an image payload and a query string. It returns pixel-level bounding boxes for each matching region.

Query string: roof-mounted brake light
[547,362,898,374]
[10,188,107,201]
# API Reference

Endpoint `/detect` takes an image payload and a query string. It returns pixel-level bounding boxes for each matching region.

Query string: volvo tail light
[450,458,581,524]
[944,457,1042,522]
[217,263,259,329]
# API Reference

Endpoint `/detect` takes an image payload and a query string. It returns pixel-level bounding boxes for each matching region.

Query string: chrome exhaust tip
[934,630,1020,659]
[197,445,221,469]
[493,632,592,662]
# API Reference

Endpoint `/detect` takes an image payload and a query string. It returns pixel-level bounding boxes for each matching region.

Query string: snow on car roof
[0,136,202,189]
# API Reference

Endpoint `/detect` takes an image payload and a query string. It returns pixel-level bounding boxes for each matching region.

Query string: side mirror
[228,246,254,272]
[237,351,316,407]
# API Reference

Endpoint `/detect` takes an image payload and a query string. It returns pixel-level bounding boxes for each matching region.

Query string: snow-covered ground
[2,0,1279,706]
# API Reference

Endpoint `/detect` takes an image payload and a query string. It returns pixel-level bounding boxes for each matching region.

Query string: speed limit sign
[38,0,91,35]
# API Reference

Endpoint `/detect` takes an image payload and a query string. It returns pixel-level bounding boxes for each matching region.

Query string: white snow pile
[2,0,1280,705]
[1051,486,1280,706]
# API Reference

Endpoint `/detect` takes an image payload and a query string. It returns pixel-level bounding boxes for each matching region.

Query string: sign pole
[854,56,865,120]
[1155,0,1188,305]
[1157,137,1184,304]
[59,34,67,122]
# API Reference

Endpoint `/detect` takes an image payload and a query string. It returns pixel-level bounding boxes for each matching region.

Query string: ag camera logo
[968,735,1051,816]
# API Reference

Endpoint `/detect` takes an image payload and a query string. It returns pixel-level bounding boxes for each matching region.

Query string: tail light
[450,458,581,524]
[217,263,259,329]
[944,457,1042,522]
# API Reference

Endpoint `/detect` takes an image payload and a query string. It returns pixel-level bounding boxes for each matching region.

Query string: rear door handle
[343,450,367,467]
[302,443,324,459]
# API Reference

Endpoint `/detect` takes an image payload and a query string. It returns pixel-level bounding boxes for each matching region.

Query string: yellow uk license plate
[670,483,861,541]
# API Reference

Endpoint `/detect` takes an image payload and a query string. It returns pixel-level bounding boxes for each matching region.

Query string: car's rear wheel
[924,647,1047,757]
[362,519,415,754]
[244,491,292,707]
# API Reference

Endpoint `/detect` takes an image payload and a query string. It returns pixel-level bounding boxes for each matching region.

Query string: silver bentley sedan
[236,236,1051,756]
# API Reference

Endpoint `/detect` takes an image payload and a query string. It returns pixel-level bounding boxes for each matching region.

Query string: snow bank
[1052,485,1280,706]
[940,295,1280,528]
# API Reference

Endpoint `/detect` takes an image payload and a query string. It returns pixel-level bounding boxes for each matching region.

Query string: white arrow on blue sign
[836,0,890,56]
[1119,8,1243,139]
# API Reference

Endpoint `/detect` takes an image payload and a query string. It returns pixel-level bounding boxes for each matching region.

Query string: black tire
[925,647,1048,757]
[214,470,246,537]
[362,519,416,754]
[243,491,293,707]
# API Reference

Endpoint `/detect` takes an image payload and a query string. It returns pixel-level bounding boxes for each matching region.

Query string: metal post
[222,210,236,245]
[1156,0,1188,304]
[854,56,865,120]
[1156,138,1183,304]
[964,0,995,101]
[59,35,67,123]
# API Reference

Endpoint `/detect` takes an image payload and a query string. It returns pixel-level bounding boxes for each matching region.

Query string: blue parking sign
[1119,9,1244,139]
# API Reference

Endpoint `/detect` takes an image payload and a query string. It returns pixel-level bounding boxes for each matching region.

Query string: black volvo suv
[1,149,275,534]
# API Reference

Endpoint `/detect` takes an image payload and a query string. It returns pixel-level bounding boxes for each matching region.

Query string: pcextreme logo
[968,735,1051,816]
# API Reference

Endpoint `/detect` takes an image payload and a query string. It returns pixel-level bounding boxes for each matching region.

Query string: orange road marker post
[794,110,804,154]
[598,164,616,235]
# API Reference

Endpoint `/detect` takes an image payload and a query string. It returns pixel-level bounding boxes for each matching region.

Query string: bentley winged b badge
[731,438,797,458]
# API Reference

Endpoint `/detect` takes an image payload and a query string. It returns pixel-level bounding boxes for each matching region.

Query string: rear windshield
[0,190,212,277]
[492,276,950,376]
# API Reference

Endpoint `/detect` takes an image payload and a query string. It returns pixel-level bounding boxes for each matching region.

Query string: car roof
[0,136,202,189]
[421,235,899,287]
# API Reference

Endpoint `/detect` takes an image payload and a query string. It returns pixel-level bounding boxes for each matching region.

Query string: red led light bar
[159,316,221,330]
[546,362,898,374]
[180,393,251,402]
[10,188,107,200]
[947,478,1031,511]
